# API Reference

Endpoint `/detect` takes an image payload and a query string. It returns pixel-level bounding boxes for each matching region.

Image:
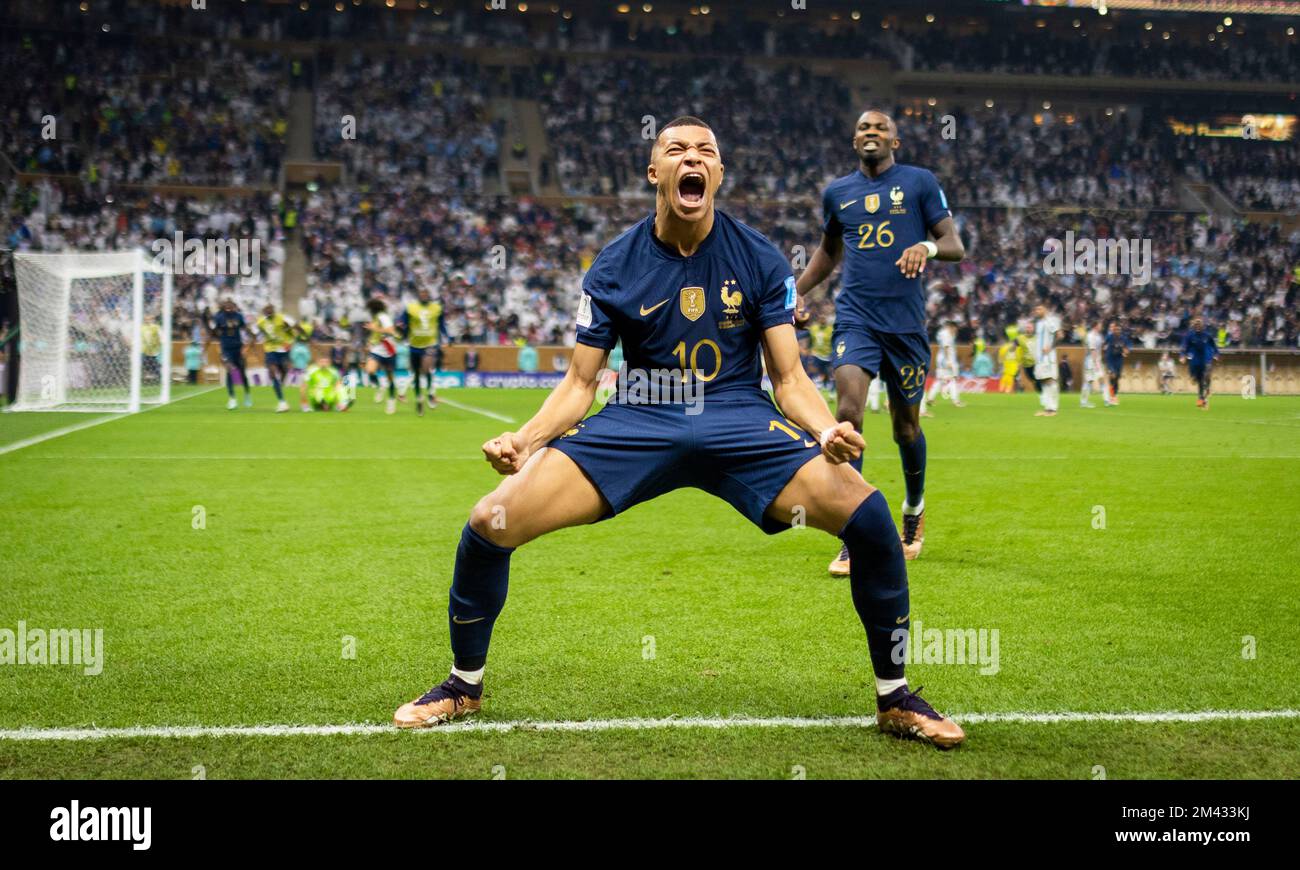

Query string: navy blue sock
[271,376,284,401]
[898,429,926,507]
[226,371,235,397]
[448,523,514,671]
[840,490,909,680]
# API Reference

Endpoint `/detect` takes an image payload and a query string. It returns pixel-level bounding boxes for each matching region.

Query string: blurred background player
[1181,316,1218,409]
[1080,323,1104,408]
[363,296,400,415]
[998,333,1023,393]
[208,298,253,410]
[183,339,203,385]
[300,357,351,412]
[1104,322,1130,406]
[1032,304,1062,417]
[256,303,301,413]
[140,314,163,384]
[1158,352,1177,394]
[927,319,964,409]
[401,286,443,416]
[796,109,965,572]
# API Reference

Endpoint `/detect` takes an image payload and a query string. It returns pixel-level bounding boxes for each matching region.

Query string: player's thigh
[766,454,874,535]
[364,356,378,373]
[469,447,607,549]
[833,364,871,420]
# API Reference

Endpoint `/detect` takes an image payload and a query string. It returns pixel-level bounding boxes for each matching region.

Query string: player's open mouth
[678,172,706,206]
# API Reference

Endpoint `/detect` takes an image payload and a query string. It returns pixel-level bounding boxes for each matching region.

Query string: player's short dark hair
[652,116,716,158]
[663,115,712,134]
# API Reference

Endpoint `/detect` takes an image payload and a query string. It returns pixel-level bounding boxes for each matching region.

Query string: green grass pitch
[1,385,1298,779]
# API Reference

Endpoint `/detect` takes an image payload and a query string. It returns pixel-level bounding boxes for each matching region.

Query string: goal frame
[9,250,173,413]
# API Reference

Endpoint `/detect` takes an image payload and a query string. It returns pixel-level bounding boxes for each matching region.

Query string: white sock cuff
[901,498,924,516]
[875,676,908,697]
[450,666,484,685]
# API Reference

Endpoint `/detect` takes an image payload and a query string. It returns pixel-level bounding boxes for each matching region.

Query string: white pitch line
[435,397,515,424]
[0,414,124,457]
[0,387,220,457]
[1,709,1296,742]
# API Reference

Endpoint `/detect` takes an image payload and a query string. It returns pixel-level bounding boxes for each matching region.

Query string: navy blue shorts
[220,346,244,368]
[265,350,289,370]
[409,346,432,369]
[369,352,395,368]
[1190,363,1208,380]
[831,326,932,406]
[548,392,822,535]
[1106,358,1124,377]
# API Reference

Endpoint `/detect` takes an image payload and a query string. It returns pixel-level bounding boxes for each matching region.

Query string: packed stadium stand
[3,0,1298,369]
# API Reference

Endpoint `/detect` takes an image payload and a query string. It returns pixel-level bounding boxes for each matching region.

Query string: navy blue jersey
[1104,332,1129,366]
[822,163,951,335]
[576,210,796,400]
[211,310,246,347]
[1181,329,1218,367]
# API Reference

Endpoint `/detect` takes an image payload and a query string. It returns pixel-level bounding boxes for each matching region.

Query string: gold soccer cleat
[900,510,925,560]
[877,685,965,749]
[828,542,851,577]
[394,676,482,728]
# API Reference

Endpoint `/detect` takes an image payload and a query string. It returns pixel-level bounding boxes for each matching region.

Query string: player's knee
[836,397,864,427]
[892,419,920,445]
[468,496,513,546]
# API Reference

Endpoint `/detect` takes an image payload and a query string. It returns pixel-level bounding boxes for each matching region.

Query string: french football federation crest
[864,193,880,214]
[890,186,904,206]
[836,340,847,357]
[720,279,742,316]
[680,286,706,321]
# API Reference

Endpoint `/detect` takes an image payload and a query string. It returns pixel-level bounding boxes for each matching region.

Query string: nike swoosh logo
[896,615,909,625]
[639,299,669,316]
[839,199,856,210]
[804,440,819,448]
[451,615,486,625]
[906,390,921,399]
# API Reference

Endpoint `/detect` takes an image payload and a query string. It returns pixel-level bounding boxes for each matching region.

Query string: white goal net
[10,251,173,413]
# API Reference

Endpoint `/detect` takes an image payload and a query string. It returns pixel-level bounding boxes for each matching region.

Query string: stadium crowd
[1,29,286,185]
[314,51,500,194]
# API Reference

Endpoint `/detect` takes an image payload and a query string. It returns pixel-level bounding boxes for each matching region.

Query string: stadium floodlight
[9,250,173,413]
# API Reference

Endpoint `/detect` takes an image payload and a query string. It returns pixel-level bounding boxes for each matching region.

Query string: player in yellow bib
[401,287,443,417]
[256,304,303,413]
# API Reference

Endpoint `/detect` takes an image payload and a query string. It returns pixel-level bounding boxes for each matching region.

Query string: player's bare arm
[761,322,864,464]
[895,216,964,279]
[482,342,609,475]
[793,231,844,326]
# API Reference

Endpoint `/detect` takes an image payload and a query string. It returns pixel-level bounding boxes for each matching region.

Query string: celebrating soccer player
[1180,315,1218,409]
[256,303,302,413]
[795,109,965,571]
[363,296,400,415]
[208,298,253,410]
[1104,321,1130,406]
[400,286,443,416]
[393,117,964,748]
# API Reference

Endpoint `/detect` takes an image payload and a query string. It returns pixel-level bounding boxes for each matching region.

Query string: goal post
[9,250,173,413]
